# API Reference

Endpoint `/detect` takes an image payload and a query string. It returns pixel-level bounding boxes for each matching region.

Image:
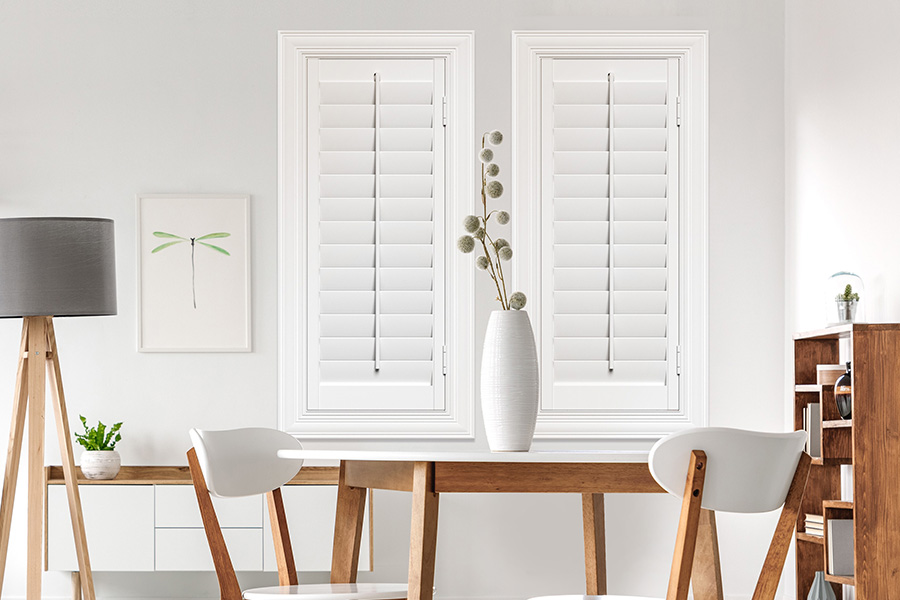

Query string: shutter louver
[308,58,445,411]
[542,57,678,411]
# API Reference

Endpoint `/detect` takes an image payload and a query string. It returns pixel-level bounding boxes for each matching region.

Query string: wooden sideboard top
[45,465,340,486]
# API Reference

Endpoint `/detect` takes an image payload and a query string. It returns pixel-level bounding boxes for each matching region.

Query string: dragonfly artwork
[151,231,231,309]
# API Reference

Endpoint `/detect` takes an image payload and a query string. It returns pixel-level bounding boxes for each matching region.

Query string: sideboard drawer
[155,528,263,571]
[47,485,155,572]
[156,485,262,528]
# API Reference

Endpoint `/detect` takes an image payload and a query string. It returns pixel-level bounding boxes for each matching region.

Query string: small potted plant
[835,284,860,324]
[75,416,123,480]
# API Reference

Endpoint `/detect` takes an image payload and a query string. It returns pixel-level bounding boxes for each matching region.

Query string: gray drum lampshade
[0,217,117,318]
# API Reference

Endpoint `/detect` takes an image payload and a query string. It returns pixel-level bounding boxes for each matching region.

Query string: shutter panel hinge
[676,96,682,127]
[442,97,448,127]
[442,345,448,375]
[676,345,682,376]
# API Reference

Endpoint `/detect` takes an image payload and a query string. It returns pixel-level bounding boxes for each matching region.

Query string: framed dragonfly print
[137,194,251,352]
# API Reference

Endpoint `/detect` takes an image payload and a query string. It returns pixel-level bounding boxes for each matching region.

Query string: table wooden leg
[408,462,438,600]
[691,509,724,600]
[331,461,367,584]
[582,493,607,595]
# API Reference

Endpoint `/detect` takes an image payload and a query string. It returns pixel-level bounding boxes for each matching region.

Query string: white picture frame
[137,194,251,352]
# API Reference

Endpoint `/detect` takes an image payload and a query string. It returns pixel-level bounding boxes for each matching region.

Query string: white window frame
[512,31,708,439]
[278,31,474,438]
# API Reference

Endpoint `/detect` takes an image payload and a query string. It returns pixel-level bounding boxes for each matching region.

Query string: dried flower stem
[480,133,510,309]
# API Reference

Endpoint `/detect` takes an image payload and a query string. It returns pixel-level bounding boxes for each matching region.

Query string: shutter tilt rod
[608,72,615,372]
[374,72,382,372]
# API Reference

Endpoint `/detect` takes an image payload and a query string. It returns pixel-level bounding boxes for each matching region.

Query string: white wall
[786,0,900,332]
[0,1,787,598]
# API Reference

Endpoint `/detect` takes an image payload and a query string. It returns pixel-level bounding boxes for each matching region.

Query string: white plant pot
[481,309,539,452]
[80,450,121,480]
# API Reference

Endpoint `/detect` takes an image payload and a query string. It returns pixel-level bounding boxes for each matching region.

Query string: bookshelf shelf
[796,384,823,393]
[797,532,825,545]
[825,574,855,587]
[792,323,900,599]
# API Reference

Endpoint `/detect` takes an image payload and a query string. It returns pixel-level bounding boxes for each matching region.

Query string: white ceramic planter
[481,309,539,452]
[80,450,121,480]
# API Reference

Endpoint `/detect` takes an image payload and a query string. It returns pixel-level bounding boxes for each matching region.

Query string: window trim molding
[511,31,708,439]
[277,31,475,438]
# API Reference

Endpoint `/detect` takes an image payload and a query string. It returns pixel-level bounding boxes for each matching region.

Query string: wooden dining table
[276,450,724,600]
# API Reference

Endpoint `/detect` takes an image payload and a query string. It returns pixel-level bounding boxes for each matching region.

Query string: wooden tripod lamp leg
[0,321,32,597]
[26,317,47,600]
[46,318,96,600]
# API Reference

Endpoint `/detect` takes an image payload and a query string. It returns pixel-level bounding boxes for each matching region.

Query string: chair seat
[530,595,661,600]
[243,583,409,600]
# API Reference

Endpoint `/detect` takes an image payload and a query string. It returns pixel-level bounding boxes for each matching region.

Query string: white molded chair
[530,427,811,600]
[187,428,409,600]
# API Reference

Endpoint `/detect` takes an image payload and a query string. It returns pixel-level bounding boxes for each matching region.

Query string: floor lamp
[0,217,117,600]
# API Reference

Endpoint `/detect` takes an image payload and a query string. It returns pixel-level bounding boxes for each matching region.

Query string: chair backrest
[189,428,304,498]
[649,427,807,513]
[649,427,811,600]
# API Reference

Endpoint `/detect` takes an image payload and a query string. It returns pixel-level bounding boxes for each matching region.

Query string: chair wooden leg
[692,509,724,600]
[331,461,367,584]
[47,319,96,600]
[408,461,438,600]
[582,493,607,595]
[267,488,298,586]
[0,321,30,598]
[187,448,242,600]
[666,450,707,600]
[751,452,812,600]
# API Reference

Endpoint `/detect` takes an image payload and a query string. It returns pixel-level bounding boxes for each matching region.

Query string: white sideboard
[45,466,371,573]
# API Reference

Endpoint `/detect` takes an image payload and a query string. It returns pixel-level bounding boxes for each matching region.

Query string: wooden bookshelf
[793,324,900,599]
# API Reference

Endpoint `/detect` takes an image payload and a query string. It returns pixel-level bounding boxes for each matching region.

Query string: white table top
[277,449,650,463]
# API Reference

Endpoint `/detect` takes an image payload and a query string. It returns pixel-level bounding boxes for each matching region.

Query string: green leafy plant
[75,416,122,451]
[151,231,231,309]
[836,284,860,303]
[457,130,527,310]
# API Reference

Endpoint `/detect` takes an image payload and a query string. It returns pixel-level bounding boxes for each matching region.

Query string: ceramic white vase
[807,571,837,600]
[80,450,121,480]
[481,309,539,452]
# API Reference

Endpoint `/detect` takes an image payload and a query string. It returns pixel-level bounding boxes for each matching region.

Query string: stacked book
[805,513,824,537]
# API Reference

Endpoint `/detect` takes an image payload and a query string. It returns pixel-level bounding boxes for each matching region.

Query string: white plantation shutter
[307,58,446,411]
[540,57,679,411]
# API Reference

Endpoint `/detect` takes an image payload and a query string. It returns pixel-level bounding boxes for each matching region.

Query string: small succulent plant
[836,284,860,303]
[457,130,526,310]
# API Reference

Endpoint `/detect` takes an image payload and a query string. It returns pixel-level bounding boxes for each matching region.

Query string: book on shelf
[827,519,855,576]
[802,403,821,458]
[806,513,824,523]
[841,464,854,502]
[804,513,824,536]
